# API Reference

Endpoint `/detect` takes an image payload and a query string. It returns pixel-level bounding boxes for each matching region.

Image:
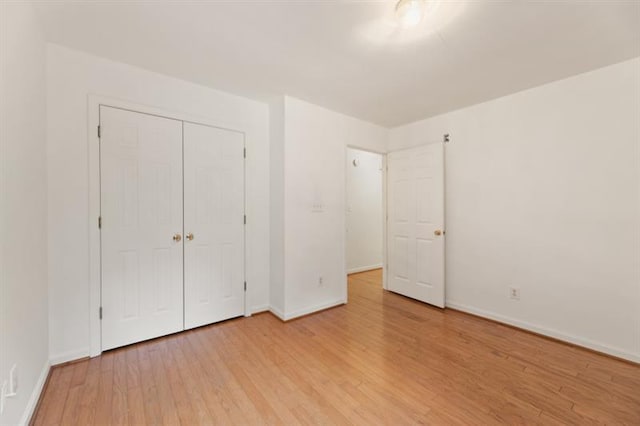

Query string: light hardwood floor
[33,269,640,425]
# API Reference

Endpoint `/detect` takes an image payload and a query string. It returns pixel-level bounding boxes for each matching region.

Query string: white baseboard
[49,348,90,366]
[19,359,50,426]
[268,305,286,321]
[347,264,383,274]
[446,301,640,363]
[273,299,345,321]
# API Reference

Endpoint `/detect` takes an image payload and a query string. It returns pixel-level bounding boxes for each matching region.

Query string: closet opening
[90,101,246,354]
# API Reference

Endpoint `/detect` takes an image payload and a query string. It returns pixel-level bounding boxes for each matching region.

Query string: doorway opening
[346,147,385,291]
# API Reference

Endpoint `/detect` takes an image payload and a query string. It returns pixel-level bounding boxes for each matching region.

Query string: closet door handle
[186,233,194,241]
[173,233,182,242]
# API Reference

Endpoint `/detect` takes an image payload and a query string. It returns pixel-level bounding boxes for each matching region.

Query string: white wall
[346,148,383,273]
[46,44,270,363]
[270,96,388,319]
[389,58,640,362]
[0,2,50,424]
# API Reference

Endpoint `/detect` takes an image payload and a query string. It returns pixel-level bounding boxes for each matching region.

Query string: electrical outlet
[8,364,17,396]
[509,287,520,300]
[1,380,7,414]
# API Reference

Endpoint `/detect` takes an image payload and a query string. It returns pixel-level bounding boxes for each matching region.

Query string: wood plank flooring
[33,269,640,425]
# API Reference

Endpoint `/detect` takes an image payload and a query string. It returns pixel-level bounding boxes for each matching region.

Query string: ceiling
[34,1,640,127]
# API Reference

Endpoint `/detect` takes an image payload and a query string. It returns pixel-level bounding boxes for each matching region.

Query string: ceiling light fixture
[395,0,425,28]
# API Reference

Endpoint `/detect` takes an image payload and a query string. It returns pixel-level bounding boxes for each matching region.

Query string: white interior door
[387,143,445,308]
[183,122,245,329]
[100,106,184,350]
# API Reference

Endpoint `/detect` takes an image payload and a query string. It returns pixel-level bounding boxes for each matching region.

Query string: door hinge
[97,125,101,138]
[243,148,246,158]
[99,306,103,320]
[98,216,102,229]
[244,281,247,291]
[244,215,246,225]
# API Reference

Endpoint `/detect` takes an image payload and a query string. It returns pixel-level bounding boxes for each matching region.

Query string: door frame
[344,145,388,292]
[88,95,247,357]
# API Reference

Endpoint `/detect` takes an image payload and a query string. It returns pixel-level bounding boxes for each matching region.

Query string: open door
[387,143,445,308]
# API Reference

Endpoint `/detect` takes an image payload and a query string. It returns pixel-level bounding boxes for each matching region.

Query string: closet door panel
[184,123,245,329]
[100,106,184,350]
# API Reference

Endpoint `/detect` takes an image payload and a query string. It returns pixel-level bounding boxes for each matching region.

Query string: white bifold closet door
[100,106,184,351]
[183,123,245,330]
[387,143,445,308]
[100,106,245,351]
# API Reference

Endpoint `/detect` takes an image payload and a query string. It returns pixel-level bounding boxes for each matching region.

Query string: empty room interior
[1,0,640,424]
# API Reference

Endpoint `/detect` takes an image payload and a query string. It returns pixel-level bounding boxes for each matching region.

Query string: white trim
[243,131,249,318]
[88,94,250,357]
[446,301,640,363]
[347,264,383,274]
[275,299,346,321]
[88,96,100,357]
[268,306,286,321]
[381,154,388,290]
[441,142,447,302]
[19,360,50,426]
[49,348,90,366]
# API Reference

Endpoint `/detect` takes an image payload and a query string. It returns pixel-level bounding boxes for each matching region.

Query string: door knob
[186,233,194,241]
[434,229,443,236]
[173,233,182,242]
